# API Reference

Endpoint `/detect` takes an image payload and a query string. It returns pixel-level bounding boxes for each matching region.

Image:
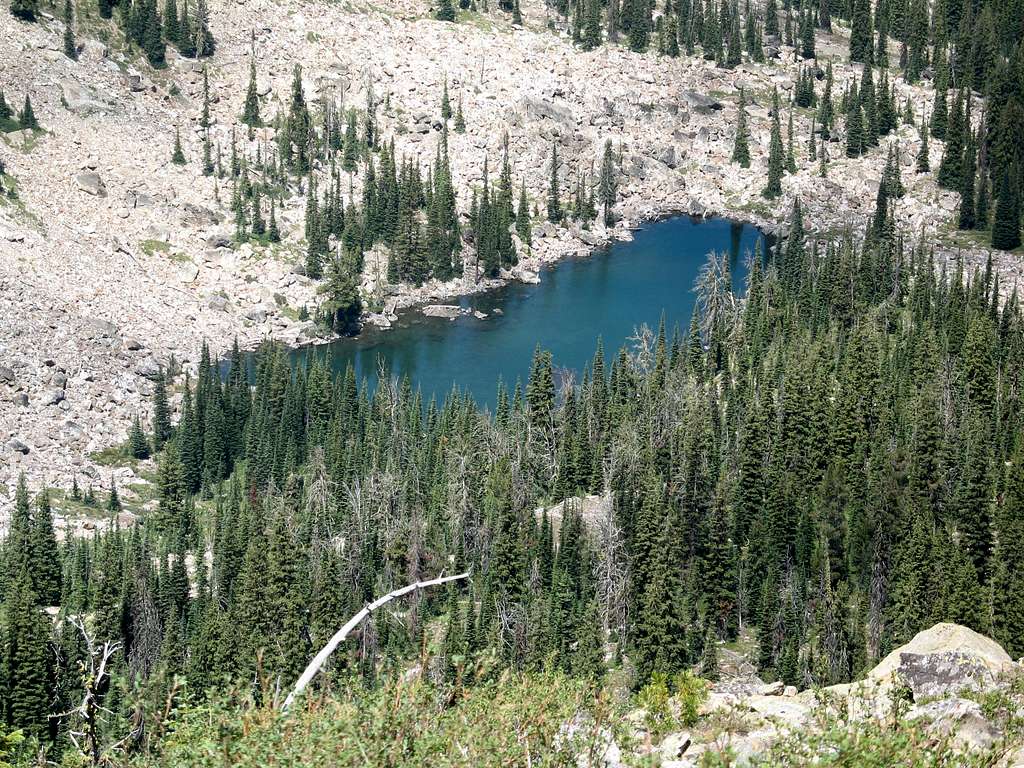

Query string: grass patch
[89,443,140,469]
[942,221,1019,254]
[456,8,507,31]
[141,238,195,263]
[140,238,171,256]
[0,173,46,233]
[1,127,45,153]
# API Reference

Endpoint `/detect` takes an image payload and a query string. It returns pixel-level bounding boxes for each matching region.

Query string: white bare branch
[282,571,469,712]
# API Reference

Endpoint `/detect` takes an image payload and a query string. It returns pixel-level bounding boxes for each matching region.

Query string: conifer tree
[598,139,617,225]
[152,368,172,449]
[241,59,262,127]
[63,0,77,59]
[454,92,466,133]
[10,0,38,21]
[846,101,865,158]
[194,0,215,57]
[765,0,779,35]
[441,77,452,122]
[144,0,167,68]
[516,180,532,247]
[129,413,151,459]
[785,106,797,173]
[976,172,990,232]
[992,170,1021,251]
[18,96,37,131]
[958,131,976,230]
[582,0,603,49]
[31,492,62,606]
[849,0,872,62]
[107,482,121,513]
[937,90,965,190]
[268,199,281,242]
[732,88,751,168]
[799,7,814,59]
[547,142,562,223]
[763,90,784,199]
[2,568,52,736]
[437,0,456,22]
[700,627,720,680]
[916,114,930,172]
[931,81,948,141]
[171,127,186,165]
[164,0,180,47]
[993,437,1024,656]
[626,0,650,51]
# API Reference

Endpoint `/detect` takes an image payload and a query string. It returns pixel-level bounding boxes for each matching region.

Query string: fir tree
[454,92,466,133]
[993,437,1024,656]
[441,77,452,122]
[10,0,38,20]
[848,0,872,62]
[171,127,186,165]
[107,482,121,513]
[63,0,77,59]
[763,90,784,199]
[152,368,172,449]
[598,139,617,225]
[916,114,930,172]
[958,131,976,230]
[582,0,603,49]
[937,90,965,190]
[732,88,751,168]
[547,142,562,223]
[516,180,532,247]
[129,413,151,459]
[2,568,52,736]
[144,0,167,68]
[437,0,456,21]
[18,96,37,131]
[992,170,1021,251]
[241,59,262,127]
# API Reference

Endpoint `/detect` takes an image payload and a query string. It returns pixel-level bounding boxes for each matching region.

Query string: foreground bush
[130,670,617,768]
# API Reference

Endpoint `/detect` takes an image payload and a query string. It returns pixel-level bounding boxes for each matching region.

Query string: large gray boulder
[516,96,575,128]
[869,623,1014,701]
[907,698,1001,751]
[59,78,114,116]
[84,317,119,338]
[678,90,723,114]
[422,304,464,318]
[76,172,107,197]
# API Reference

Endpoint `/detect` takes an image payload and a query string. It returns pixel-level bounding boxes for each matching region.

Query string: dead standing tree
[57,617,140,765]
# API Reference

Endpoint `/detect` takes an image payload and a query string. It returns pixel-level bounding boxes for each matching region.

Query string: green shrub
[131,670,613,768]
[673,670,710,727]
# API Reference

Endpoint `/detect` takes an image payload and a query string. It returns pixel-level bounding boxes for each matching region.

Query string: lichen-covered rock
[907,697,1001,751]
[869,623,1014,700]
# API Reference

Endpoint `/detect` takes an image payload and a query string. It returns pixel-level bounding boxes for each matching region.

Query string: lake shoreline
[283,205,777,357]
[277,216,767,408]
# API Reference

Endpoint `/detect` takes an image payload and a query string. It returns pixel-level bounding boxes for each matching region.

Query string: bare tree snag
[282,571,469,712]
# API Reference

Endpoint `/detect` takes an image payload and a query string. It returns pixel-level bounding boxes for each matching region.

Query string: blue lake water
[288,216,767,408]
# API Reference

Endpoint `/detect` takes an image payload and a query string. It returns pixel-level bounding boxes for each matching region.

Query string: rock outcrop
[614,623,1022,767]
[868,622,1014,699]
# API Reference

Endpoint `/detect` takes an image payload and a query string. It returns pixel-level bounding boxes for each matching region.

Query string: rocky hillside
[0,0,997,516]
[602,622,1024,766]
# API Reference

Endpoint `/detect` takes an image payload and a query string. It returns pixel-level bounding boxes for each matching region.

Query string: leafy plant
[673,670,710,727]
